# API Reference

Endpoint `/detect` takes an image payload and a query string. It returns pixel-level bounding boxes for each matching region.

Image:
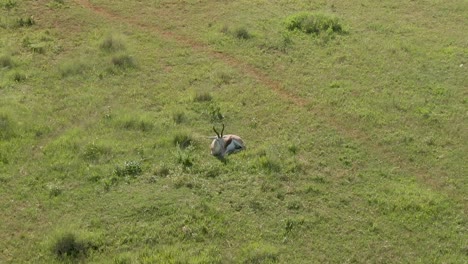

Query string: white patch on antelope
[210,124,245,158]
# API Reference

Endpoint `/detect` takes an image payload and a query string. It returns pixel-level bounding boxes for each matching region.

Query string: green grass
[0,0,466,263]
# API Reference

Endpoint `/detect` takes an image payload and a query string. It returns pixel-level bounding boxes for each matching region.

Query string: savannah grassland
[0,0,467,263]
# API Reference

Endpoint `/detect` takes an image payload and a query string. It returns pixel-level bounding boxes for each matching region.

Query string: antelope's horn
[213,126,220,138]
[221,123,225,137]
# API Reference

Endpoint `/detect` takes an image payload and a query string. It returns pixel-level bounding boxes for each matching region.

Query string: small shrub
[0,55,13,68]
[115,160,143,177]
[285,12,343,35]
[52,233,87,259]
[111,54,135,68]
[100,34,126,52]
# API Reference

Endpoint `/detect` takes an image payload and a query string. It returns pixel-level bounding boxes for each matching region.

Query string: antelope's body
[210,125,245,158]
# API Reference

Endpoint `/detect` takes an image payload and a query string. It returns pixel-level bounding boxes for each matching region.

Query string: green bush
[285,12,343,34]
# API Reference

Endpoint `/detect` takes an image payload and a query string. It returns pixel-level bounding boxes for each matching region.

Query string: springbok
[210,124,245,158]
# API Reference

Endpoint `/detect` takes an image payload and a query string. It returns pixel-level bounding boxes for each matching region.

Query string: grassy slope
[0,0,466,263]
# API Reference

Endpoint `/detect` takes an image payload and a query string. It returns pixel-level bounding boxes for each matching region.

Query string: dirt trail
[73,0,463,204]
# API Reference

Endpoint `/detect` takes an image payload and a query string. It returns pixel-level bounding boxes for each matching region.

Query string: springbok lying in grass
[210,124,245,158]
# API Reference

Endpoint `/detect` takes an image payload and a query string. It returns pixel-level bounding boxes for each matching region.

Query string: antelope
[210,124,245,158]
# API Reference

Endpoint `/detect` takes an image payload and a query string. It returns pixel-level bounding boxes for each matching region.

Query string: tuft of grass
[241,243,279,263]
[81,143,112,163]
[52,233,87,259]
[175,147,194,168]
[114,160,143,177]
[1,0,17,9]
[16,16,35,27]
[111,54,136,68]
[59,60,88,77]
[234,27,252,40]
[172,111,186,124]
[100,34,126,52]
[0,54,13,68]
[154,164,171,177]
[47,184,63,197]
[285,12,344,35]
[10,71,26,82]
[193,91,213,102]
[0,113,16,140]
[172,133,193,149]
[117,116,154,132]
[254,155,282,173]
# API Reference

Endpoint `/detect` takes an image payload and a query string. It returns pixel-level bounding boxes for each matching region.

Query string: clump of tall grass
[111,54,135,68]
[285,12,344,35]
[220,25,253,40]
[59,60,88,77]
[100,34,126,52]
[52,233,87,259]
[114,160,143,177]
[1,0,17,9]
[234,27,252,40]
[193,91,212,102]
[16,16,35,27]
[0,113,16,140]
[172,111,186,124]
[173,133,193,149]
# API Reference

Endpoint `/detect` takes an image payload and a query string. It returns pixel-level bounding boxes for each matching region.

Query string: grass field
[0,0,467,263]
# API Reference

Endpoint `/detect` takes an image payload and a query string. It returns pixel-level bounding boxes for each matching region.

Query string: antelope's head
[210,124,225,157]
